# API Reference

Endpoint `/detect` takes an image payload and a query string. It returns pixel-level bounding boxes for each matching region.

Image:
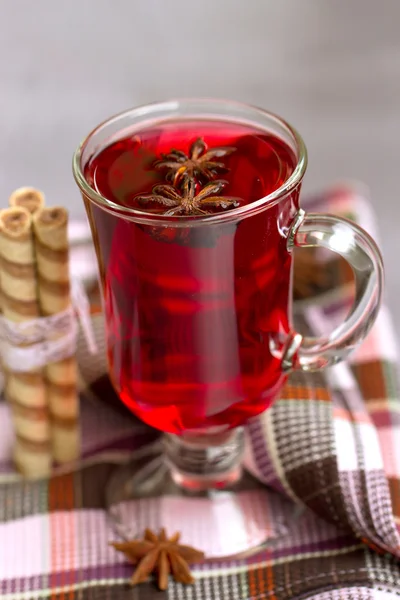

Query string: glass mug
[73,99,383,491]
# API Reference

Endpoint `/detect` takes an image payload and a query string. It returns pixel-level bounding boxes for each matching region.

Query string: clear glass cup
[73,99,383,496]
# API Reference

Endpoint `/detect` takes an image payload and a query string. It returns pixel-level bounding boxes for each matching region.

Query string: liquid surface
[84,119,299,433]
[85,120,296,213]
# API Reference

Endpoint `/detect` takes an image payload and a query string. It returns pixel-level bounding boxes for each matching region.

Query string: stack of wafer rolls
[0,201,51,478]
[33,207,79,464]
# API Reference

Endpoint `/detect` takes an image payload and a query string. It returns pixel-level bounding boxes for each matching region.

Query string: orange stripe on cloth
[388,477,400,521]
[248,558,277,600]
[280,384,331,402]
[263,556,276,600]
[49,473,76,600]
[352,361,387,402]
[248,564,259,599]
[90,304,102,315]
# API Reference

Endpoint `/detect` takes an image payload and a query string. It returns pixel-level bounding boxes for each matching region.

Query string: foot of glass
[105,428,290,559]
[164,427,245,491]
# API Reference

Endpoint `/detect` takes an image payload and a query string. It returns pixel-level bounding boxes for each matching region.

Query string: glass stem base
[164,427,245,491]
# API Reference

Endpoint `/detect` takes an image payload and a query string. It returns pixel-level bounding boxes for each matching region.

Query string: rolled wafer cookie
[9,187,45,215]
[0,207,51,478]
[14,435,51,480]
[1,189,45,319]
[33,207,80,464]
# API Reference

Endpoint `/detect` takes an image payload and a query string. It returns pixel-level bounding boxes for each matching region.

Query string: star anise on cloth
[111,528,205,590]
[154,137,236,185]
[136,175,241,216]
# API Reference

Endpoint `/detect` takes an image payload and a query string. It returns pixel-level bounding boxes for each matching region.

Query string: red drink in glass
[74,99,382,490]
[83,120,298,434]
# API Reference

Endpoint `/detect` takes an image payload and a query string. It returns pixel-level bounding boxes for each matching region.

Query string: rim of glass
[72,98,308,226]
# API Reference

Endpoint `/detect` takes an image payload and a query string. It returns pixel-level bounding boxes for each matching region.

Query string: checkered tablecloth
[0,183,399,600]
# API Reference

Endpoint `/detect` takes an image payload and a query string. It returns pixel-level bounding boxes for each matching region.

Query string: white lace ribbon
[0,278,97,375]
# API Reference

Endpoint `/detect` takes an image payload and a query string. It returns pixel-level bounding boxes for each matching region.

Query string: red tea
[84,120,299,434]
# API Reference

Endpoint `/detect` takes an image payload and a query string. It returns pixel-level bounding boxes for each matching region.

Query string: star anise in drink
[136,175,241,216]
[111,528,205,590]
[154,137,236,185]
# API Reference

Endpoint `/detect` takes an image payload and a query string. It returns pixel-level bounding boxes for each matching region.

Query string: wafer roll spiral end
[9,187,45,215]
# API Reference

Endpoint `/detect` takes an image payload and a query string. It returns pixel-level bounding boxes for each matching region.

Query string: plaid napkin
[1,183,400,600]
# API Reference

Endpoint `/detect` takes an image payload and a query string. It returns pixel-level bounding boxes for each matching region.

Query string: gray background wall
[0,0,399,337]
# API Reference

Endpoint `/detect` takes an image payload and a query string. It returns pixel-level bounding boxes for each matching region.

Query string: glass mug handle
[282,209,384,372]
